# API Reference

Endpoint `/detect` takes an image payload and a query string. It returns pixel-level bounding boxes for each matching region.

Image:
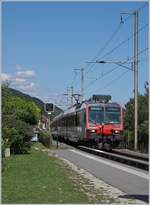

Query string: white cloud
[18,82,35,91]
[16,70,35,78]
[16,65,23,71]
[15,78,26,83]
[1,73,12,81]
[2,68,37,97]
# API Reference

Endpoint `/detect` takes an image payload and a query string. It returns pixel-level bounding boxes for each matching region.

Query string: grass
[2,143,90,204]
[2,142,131,204]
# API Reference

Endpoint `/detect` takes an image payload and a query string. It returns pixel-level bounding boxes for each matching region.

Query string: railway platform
[113,149,149,161]
[50,146,149,203]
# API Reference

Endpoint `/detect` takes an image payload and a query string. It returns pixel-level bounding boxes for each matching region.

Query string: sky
[2,1,149,110]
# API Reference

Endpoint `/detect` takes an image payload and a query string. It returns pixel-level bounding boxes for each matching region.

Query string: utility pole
[70,86,74,105]
[81,68,84,102]
[67,87,69,106]
[91,11,139,150]
[74,68,84,103]
[134,10,138,150]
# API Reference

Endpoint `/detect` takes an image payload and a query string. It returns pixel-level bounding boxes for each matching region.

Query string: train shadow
[119,194,149,203]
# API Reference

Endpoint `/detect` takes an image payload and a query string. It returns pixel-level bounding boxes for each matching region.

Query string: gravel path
[49,148,147,204]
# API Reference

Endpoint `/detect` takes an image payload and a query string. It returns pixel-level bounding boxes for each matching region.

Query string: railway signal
[44,103,55,113]
[44,103,56,148]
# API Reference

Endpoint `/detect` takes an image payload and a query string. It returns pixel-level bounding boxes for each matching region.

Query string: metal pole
[81,68,84,102]
[71,86,74,105]
[48,114,52,148]
[134,11,138,150]
[67,87,69,106]
[56,133,58,148]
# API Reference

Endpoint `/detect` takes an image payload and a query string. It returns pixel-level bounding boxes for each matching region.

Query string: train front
[86,95,124,150]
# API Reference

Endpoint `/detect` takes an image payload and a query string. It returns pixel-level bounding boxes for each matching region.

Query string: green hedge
[38,130,50,148]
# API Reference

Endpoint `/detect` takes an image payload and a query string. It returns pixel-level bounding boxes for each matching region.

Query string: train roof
[51,100,121,123]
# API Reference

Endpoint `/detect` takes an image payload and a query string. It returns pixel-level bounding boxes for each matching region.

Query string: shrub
[38,130,50,148]
[2,85,41,155]
[2,115,33,154]
[10,120,33,154]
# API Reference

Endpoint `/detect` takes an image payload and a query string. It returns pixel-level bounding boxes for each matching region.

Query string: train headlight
[87,129,96,133]
[111,129,121,134]
[114,130,121,134]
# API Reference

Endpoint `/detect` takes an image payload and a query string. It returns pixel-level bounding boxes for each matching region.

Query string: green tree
[124,82,149,152]
[11,97,40,125]
[2,85,41,154]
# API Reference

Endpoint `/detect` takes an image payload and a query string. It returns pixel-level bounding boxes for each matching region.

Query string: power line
[73,14,147,90]
[87,56,148,95]
[69,3,148,95]
[84,3,147,77]
[98,23,148,61]
[137,2,148,12]
[71,70,78,86]
[84,47,148,91]
[95,70,130,93]
[83,22,148,90]
[84,23,148,79]
[84,22,126,77]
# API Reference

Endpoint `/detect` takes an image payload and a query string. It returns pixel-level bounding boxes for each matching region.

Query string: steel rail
[77,146,149,171]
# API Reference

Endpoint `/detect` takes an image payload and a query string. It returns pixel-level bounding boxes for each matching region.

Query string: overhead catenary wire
[88,57,148,95]
[71,70,78,86]
[97,23,148,61]
[84,47,148,92]
[72,19,124,88]
[73,7,148,90]
[84,22,123,76]
[66,3,148,102]
[83,22,148,91]
[94,69,130,93]
[84,2,147,77]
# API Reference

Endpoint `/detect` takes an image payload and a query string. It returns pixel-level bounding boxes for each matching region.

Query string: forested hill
[9,87,63,117]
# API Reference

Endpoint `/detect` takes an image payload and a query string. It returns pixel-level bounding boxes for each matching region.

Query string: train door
[78,109,86,141]
[75,111,81,141]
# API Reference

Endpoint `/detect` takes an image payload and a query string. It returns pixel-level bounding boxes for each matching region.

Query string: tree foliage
[2,84,41,154]
[11,97,40,125]
[124,82,149,152]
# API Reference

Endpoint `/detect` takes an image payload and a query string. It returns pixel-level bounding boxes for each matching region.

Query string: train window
[89,106,104,111]
[105,107,120,124]
[70,116,72,126]
[67,115,74,126]
[105,107,120,112]
[73,115,75,126]
[71,114,75,126]
[75,113,78,126]
[67,116,70,126]
[76,112,80,126]
[88,106,104,124]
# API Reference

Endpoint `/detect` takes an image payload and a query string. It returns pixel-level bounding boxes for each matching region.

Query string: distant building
[38,112,47,130]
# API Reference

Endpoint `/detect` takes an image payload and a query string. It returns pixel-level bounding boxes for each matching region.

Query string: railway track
[112,148,148,161]
[54,139,149,170]
[77,146,149,171]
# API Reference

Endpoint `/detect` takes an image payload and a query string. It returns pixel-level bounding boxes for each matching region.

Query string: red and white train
[51,95,124,150]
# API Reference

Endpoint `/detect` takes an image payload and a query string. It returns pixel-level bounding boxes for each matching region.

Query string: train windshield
[88,106,121,124]
[105,107,120,124]
[88,106,104,124]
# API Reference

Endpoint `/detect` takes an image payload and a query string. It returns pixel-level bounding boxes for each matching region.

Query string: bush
[10,120,33,154]
[38,131,50,148]
[2,115,33,154]
[123,130,134,149]
[2,85,41,155]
